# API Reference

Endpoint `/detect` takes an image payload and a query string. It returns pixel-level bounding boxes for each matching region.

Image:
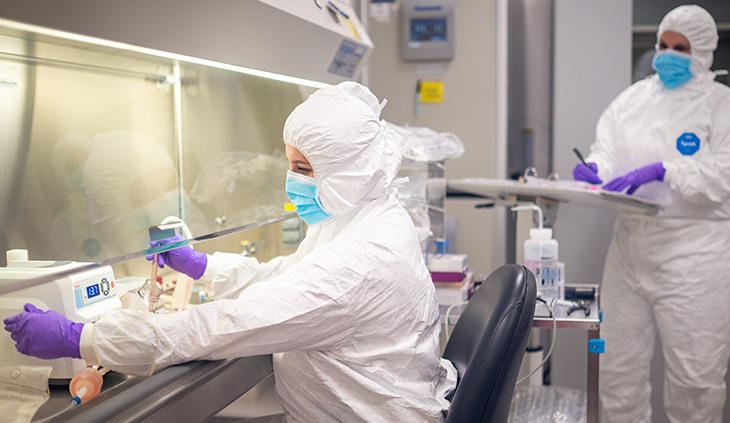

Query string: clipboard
[447,177,661,215]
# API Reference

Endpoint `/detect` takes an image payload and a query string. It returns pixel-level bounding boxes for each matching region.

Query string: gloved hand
[3,303,83,359]
[603,162,665,195]
[147,233,207,280]
[572,162,602,184]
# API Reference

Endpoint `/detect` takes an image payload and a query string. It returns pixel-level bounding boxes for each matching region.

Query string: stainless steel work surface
[33,355,273,423]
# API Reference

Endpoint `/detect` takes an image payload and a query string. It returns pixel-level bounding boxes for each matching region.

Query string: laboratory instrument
[400,0,455,61]
[0,249,121,380]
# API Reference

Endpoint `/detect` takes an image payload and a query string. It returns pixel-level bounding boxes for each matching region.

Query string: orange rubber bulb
[69,367,103,403]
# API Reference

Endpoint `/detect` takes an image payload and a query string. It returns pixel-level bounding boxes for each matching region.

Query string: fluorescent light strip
[191,58,331,89]
[0,18,331,89]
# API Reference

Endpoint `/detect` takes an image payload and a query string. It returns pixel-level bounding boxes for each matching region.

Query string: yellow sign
[420,81,444,103]
[344,19,361,39]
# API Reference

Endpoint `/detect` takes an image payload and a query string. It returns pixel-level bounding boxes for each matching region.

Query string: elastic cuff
[662,161,676,184]
[201,254,217,281]
[79,324,101,366]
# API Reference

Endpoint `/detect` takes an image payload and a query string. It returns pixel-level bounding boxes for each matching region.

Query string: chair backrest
[443,264,537,423]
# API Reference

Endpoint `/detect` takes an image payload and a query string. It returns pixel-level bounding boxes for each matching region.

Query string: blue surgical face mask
[652,49,693,90]
[285,170,333,226]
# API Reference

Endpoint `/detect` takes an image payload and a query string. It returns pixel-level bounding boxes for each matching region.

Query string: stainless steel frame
[36,356,274,422]
[533,283,601,423]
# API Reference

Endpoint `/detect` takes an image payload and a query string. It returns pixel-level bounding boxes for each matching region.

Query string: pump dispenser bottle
[512,205,561,304]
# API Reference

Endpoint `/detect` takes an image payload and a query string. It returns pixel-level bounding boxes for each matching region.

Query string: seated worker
[4,82,457,423]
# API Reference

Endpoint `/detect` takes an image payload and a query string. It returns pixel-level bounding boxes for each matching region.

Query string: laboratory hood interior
[0,0,377,270]
[0,3,372,420]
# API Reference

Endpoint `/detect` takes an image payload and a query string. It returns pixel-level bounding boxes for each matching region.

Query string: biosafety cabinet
[0,3,371,420]
[0,0,374,270]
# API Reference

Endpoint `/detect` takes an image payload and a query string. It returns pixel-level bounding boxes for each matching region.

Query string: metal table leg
[587,328,601,423]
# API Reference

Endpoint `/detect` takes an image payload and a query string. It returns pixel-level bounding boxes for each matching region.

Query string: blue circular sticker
[676,132,700,156]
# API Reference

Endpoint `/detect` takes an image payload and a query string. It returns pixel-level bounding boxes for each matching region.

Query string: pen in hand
[572,147,599,174]
[572,147,602,184]
[572,147,591,169]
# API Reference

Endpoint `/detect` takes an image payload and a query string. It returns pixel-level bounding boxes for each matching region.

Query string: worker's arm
[664,125,730,206]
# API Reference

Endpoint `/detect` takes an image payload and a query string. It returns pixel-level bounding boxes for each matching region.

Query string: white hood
[283,81,402,216]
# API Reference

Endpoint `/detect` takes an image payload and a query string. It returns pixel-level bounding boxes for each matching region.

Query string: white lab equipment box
[0,249,121,380]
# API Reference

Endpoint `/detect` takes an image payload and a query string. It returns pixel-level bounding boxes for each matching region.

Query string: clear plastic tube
[149,253,160,312]
[35,402,75,422]
[35,367,104,422]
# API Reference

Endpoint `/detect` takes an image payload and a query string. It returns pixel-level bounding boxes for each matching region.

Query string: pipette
[149,253,160,313]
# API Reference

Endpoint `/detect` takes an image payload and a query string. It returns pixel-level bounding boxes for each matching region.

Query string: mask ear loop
[377,98,388,115]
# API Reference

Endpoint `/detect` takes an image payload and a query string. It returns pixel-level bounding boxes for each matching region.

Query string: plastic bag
[0,364,52,423]
[389,123,465,163]
[190,151,290,227]
[509,385,586,423]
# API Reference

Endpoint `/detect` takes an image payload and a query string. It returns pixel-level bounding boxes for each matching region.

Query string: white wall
[367,1,504,279]
[366,1,635,408]
[549,0,633,399]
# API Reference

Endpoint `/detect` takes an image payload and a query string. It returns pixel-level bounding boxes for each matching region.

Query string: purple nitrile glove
[602,162,665,195]
[572,162,603,184]
[146,233,207,280]
[3,303,83,359]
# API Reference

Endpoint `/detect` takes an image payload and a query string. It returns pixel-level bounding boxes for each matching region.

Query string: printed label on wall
[328,40,365,78]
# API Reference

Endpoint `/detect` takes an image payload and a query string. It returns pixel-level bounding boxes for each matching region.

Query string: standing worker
[573,5,730,422]
[5,81,457,423]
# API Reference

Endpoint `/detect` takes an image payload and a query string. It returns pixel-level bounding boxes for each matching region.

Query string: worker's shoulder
[708,82,730,132]
[362,205,417,237]
[618,77,655,99]
[333,209,417,248]
[344,219,416,247]
[710,79,730,97]
[600,78,655,114]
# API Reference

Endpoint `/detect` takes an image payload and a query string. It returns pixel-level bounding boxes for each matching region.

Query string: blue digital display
[86,284,100,298]
[410,18,447,42]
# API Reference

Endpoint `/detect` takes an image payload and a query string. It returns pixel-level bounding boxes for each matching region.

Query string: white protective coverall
[79,81,457,423]
[584,6,730,423]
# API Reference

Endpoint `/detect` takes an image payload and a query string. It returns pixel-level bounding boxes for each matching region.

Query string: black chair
[443,264,537,423]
